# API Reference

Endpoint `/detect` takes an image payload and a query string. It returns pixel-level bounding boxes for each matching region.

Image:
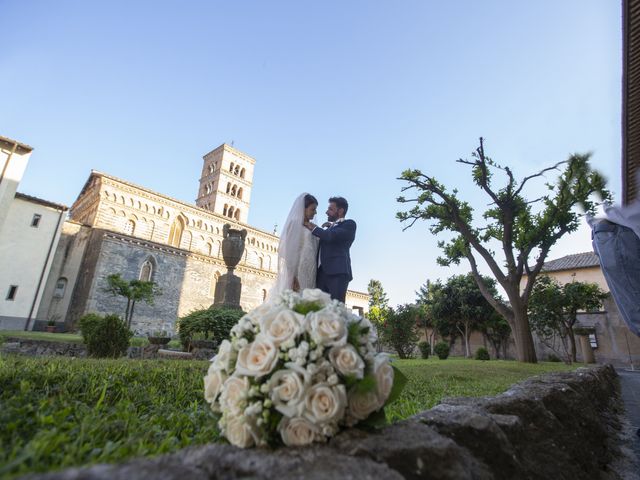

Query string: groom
[304,196,356,303]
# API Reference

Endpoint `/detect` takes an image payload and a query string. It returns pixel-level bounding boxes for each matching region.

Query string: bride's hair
[304,194,318,208]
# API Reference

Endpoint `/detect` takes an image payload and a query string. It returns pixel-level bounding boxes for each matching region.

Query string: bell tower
[196,144,255,224]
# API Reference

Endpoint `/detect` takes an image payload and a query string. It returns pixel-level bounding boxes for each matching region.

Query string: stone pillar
[578,335,596,363]
[213,224,246,309]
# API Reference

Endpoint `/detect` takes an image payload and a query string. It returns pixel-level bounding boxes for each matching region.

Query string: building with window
[0,135,68,330]
[34,143,368,334]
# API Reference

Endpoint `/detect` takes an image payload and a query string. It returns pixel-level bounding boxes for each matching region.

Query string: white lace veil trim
[269,192,308,299]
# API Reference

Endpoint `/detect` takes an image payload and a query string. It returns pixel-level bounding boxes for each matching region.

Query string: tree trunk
[128,301,136,328]
[567,328,577,363]
[125,299,131,325]
[464,322,471,358]
[511,308,537,363]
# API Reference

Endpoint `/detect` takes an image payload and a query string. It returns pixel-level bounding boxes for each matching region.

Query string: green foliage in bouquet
[177,306,245,351]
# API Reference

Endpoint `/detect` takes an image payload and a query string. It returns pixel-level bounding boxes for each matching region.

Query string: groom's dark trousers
[312,219,356,303]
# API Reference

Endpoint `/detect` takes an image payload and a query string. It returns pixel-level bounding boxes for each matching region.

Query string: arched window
[228,206,235,218]
[229,162,235,172]
[168,216,185,247]
[240,168,246,179]
[226,183,231,194]
[139,258,155,281]
[206,242,212,256]
[53,278,67,298]
[209,163,215,174]
[223,204,228,216]
[237,187,243,200]
[234,209,240,221]
[258,257,264,269]
[234,165,240,175]
[262,289,267,302]
[216,240,222,257]
[231,185,237,196]
[124,219,135,236]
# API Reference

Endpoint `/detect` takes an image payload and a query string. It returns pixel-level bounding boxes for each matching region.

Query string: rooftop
[15,192,68,211]
[541,252,600,272]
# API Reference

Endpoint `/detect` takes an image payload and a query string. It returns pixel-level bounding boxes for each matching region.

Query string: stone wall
[0,338,87,357]
[23,365,634,480]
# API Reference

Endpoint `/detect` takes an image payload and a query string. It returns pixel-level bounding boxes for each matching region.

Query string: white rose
[348,390,382,420]
[304,383,347,425]
[308,310,347,347]
[269,367,307,417]
[328,344,365,379]
[235,335,279,378]
[225,414,259,448]
[210,340,233,371]
[204,368,227,405]
[301,288,332,307]
[220,375,250,414]
[260,308,304,347]
[247,303,284,327]
[374,354,394,404]
[278,416,320,446]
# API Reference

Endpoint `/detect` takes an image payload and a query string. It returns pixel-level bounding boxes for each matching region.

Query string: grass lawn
[0,331,182,349]
[385,357,576,421]
[0,355,577,478]
[0,331,84,344]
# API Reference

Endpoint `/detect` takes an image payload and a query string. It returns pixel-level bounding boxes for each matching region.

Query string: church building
[33,143,369,333]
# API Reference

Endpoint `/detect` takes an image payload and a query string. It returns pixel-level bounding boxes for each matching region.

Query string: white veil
[269,193,308,299]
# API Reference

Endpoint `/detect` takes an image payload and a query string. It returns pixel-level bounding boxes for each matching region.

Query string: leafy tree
[480,313,512,359]
[528,276,606,363]
[105,274,162,328]
[430,273,498,358]
[397,138,609,362]
[367,279,391,350]
[378,304,420,359]
[415,280,441,352]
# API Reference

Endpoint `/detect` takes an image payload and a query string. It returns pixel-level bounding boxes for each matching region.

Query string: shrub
[547,353,561,362]
[434,341,450,360]
[79,313,132,358]
[418,341,430,359]
[378,304,420,359]
[475,347,490,361]
[176,306,245,351]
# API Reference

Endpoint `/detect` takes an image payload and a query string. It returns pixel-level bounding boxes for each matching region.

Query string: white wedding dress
[270,193,319,298]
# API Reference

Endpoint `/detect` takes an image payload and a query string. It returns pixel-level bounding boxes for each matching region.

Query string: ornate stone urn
[221,224,247,272]
[213,224,247,309]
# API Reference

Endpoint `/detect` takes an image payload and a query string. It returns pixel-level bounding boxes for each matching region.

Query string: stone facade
[36,144,369,334]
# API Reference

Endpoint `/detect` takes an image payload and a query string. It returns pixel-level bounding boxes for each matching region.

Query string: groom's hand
[321,222,332,228]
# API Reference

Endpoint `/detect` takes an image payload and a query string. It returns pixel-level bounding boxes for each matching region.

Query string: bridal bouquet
[203,288,405,448]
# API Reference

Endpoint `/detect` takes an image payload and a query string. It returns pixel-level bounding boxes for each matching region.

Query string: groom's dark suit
[312,218,356,303]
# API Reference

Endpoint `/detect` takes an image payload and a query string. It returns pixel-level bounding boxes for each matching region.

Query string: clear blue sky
[1,1,622,305]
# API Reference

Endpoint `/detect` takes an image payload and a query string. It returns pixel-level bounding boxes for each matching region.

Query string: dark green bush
[475,347,490,361]
[547,353,561,362]
[79,313,132,358]
[417,341,430,359]
[434,341,450,360]
[176,306,245,351]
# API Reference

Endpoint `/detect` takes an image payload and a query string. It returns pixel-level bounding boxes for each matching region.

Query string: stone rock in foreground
[22,365,625,480]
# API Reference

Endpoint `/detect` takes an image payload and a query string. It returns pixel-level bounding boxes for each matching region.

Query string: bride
[270,193,319,297]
